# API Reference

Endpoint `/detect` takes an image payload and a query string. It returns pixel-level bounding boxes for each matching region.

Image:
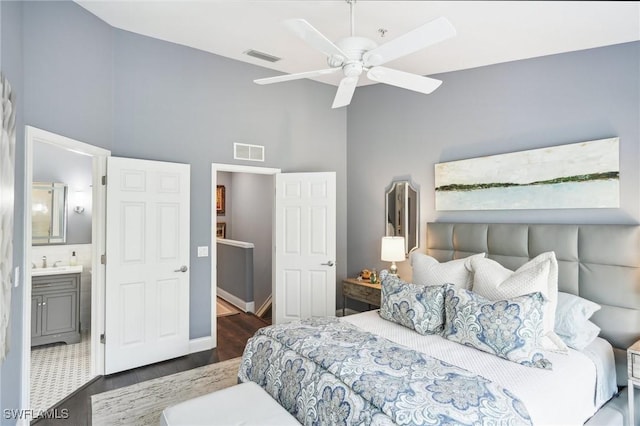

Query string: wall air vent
[234,143,265,162]
[243,49,282,63]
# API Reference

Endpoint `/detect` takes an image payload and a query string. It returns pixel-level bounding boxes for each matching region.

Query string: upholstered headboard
[426,222,640,386]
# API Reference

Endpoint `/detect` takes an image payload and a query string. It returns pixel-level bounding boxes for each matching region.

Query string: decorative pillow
[379,270,445,335]
[555,292,601,350]
[411,252,485,289]
[443,284,552,370]
[467,252,567,353]
[557,320,601,350]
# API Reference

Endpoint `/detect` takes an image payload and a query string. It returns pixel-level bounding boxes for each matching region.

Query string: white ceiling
[75,1,640,87]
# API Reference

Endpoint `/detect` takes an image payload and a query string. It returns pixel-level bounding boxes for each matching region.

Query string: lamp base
[389,261,398,276]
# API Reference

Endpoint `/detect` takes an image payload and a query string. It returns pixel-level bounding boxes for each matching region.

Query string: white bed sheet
[342,310,615,426]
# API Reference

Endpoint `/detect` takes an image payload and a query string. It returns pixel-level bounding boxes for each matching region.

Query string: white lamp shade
[381,236,405,262]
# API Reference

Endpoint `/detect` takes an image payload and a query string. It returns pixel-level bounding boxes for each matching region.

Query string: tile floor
[30,330,93,413]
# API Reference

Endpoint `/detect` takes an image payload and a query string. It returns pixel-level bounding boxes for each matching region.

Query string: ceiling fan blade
[367,66,442,94]
[363,17,456,67]
[254,68,341,85]
[332,76,359,109]
[284,19,348,61]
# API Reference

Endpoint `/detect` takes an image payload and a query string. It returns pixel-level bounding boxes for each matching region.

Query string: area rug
[92,357,241,426]
[217,297,240,317]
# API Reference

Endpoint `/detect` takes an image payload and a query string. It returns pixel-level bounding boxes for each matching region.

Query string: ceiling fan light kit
[254,0,456,108]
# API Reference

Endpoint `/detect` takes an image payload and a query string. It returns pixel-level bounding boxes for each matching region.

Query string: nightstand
[342,278,381,316]
[628,340,640,426]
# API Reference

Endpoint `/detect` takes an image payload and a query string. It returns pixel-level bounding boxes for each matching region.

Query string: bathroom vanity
[31,266,82,347]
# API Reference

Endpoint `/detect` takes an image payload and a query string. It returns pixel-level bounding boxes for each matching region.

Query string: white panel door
[105,157,190,374]
[274,172,336,324]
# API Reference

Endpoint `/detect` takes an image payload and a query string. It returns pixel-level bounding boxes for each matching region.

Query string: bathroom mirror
[32,182,67,245]
[385,180,419,255]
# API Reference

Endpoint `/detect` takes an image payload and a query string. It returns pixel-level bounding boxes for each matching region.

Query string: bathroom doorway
[22,127,109,415]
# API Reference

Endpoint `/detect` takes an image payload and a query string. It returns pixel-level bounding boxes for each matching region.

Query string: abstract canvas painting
[435,138,619,211]
[0,74,16,361]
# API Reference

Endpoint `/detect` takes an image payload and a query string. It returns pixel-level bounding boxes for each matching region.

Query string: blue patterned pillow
[379,270,445,335]
[443,284,552,370]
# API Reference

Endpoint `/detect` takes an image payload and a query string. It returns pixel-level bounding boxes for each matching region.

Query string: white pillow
[555,292,601,349]
[467,252,567,353]
[557,320,601,350]
[411,252,485,289]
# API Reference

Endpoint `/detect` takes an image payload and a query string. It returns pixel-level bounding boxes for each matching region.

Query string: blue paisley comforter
[238,317,532,425]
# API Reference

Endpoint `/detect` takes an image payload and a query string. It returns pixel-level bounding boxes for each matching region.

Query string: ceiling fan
[254,0,456,108]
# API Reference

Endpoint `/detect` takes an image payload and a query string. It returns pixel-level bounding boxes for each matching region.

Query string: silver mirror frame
[385,180,419,256]
[32,182,68,245]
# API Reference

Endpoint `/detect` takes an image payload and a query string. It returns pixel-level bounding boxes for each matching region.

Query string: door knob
[174,265,188,272]
[321,261,335,267]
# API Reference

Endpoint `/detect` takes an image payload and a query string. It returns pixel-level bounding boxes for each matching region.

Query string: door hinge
[101,175,107,185]
[100,333,106,344]
[100,254,106,265]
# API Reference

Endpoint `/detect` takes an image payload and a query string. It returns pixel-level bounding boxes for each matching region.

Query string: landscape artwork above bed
[434,137,619,210]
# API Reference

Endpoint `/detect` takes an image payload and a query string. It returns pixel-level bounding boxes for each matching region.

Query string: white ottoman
[159,381,299,426]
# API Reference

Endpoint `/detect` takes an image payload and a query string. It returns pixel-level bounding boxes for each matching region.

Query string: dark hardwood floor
[32,311,270,425]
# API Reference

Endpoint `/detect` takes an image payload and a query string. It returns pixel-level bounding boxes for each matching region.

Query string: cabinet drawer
[32,274,79,294]
[343,281,381,306]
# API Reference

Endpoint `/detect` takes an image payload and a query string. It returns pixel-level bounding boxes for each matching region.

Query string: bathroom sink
[32,265,83,276]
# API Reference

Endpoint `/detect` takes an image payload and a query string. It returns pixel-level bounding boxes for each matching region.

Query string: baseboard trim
[256,295,272,318]
[217,288,255,313]
[189,336,215,353]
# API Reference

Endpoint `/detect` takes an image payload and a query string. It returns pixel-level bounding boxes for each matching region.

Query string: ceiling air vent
[243,49,281,63]
[234,143,265,162]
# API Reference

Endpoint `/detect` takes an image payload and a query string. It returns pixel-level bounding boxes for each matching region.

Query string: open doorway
[210,164,280,347]
[22,126,109,414]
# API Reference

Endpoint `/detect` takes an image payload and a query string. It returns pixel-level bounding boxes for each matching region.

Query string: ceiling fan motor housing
[331,36,377,64]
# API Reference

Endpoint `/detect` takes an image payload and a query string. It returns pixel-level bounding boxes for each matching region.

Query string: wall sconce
[381,236,405,276]
[73,190,86,214]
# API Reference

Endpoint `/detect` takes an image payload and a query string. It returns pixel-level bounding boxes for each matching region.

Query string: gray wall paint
[347,41,640,279]
[230,173,274,310]
[1,1,24,422]
[111,29,347,337]
[22,1,113,149]
[217,242,253,303]
[33,141,93,244]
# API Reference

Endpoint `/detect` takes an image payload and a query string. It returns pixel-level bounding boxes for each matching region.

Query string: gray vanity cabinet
[31,273,81,346]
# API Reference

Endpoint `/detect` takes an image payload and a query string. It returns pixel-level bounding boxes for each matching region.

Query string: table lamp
[381,236,405,276]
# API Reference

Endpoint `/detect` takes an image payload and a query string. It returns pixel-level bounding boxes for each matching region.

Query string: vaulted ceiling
[76,1,640,87]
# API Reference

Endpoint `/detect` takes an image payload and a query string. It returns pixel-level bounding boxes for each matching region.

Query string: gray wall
[347,41,640,279]
[230,173,274,310]
[33,141,93,244]
[1,1,24,421]
[217,242,253,303]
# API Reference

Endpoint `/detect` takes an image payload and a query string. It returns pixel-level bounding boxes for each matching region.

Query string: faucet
[32,262,36,269]
[42,256,47,268]
[53,260,62,268]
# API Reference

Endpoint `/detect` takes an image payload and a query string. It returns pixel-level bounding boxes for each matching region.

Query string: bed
[239,222,640,425]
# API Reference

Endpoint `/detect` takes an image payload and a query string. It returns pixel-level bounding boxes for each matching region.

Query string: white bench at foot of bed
[160,381,299,426]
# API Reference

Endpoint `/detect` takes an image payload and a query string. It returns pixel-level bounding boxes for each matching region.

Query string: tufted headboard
[426,222,640,386]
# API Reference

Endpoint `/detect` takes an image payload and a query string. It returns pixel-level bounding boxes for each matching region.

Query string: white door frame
[21,126,109,419]
[210,163,280,347]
